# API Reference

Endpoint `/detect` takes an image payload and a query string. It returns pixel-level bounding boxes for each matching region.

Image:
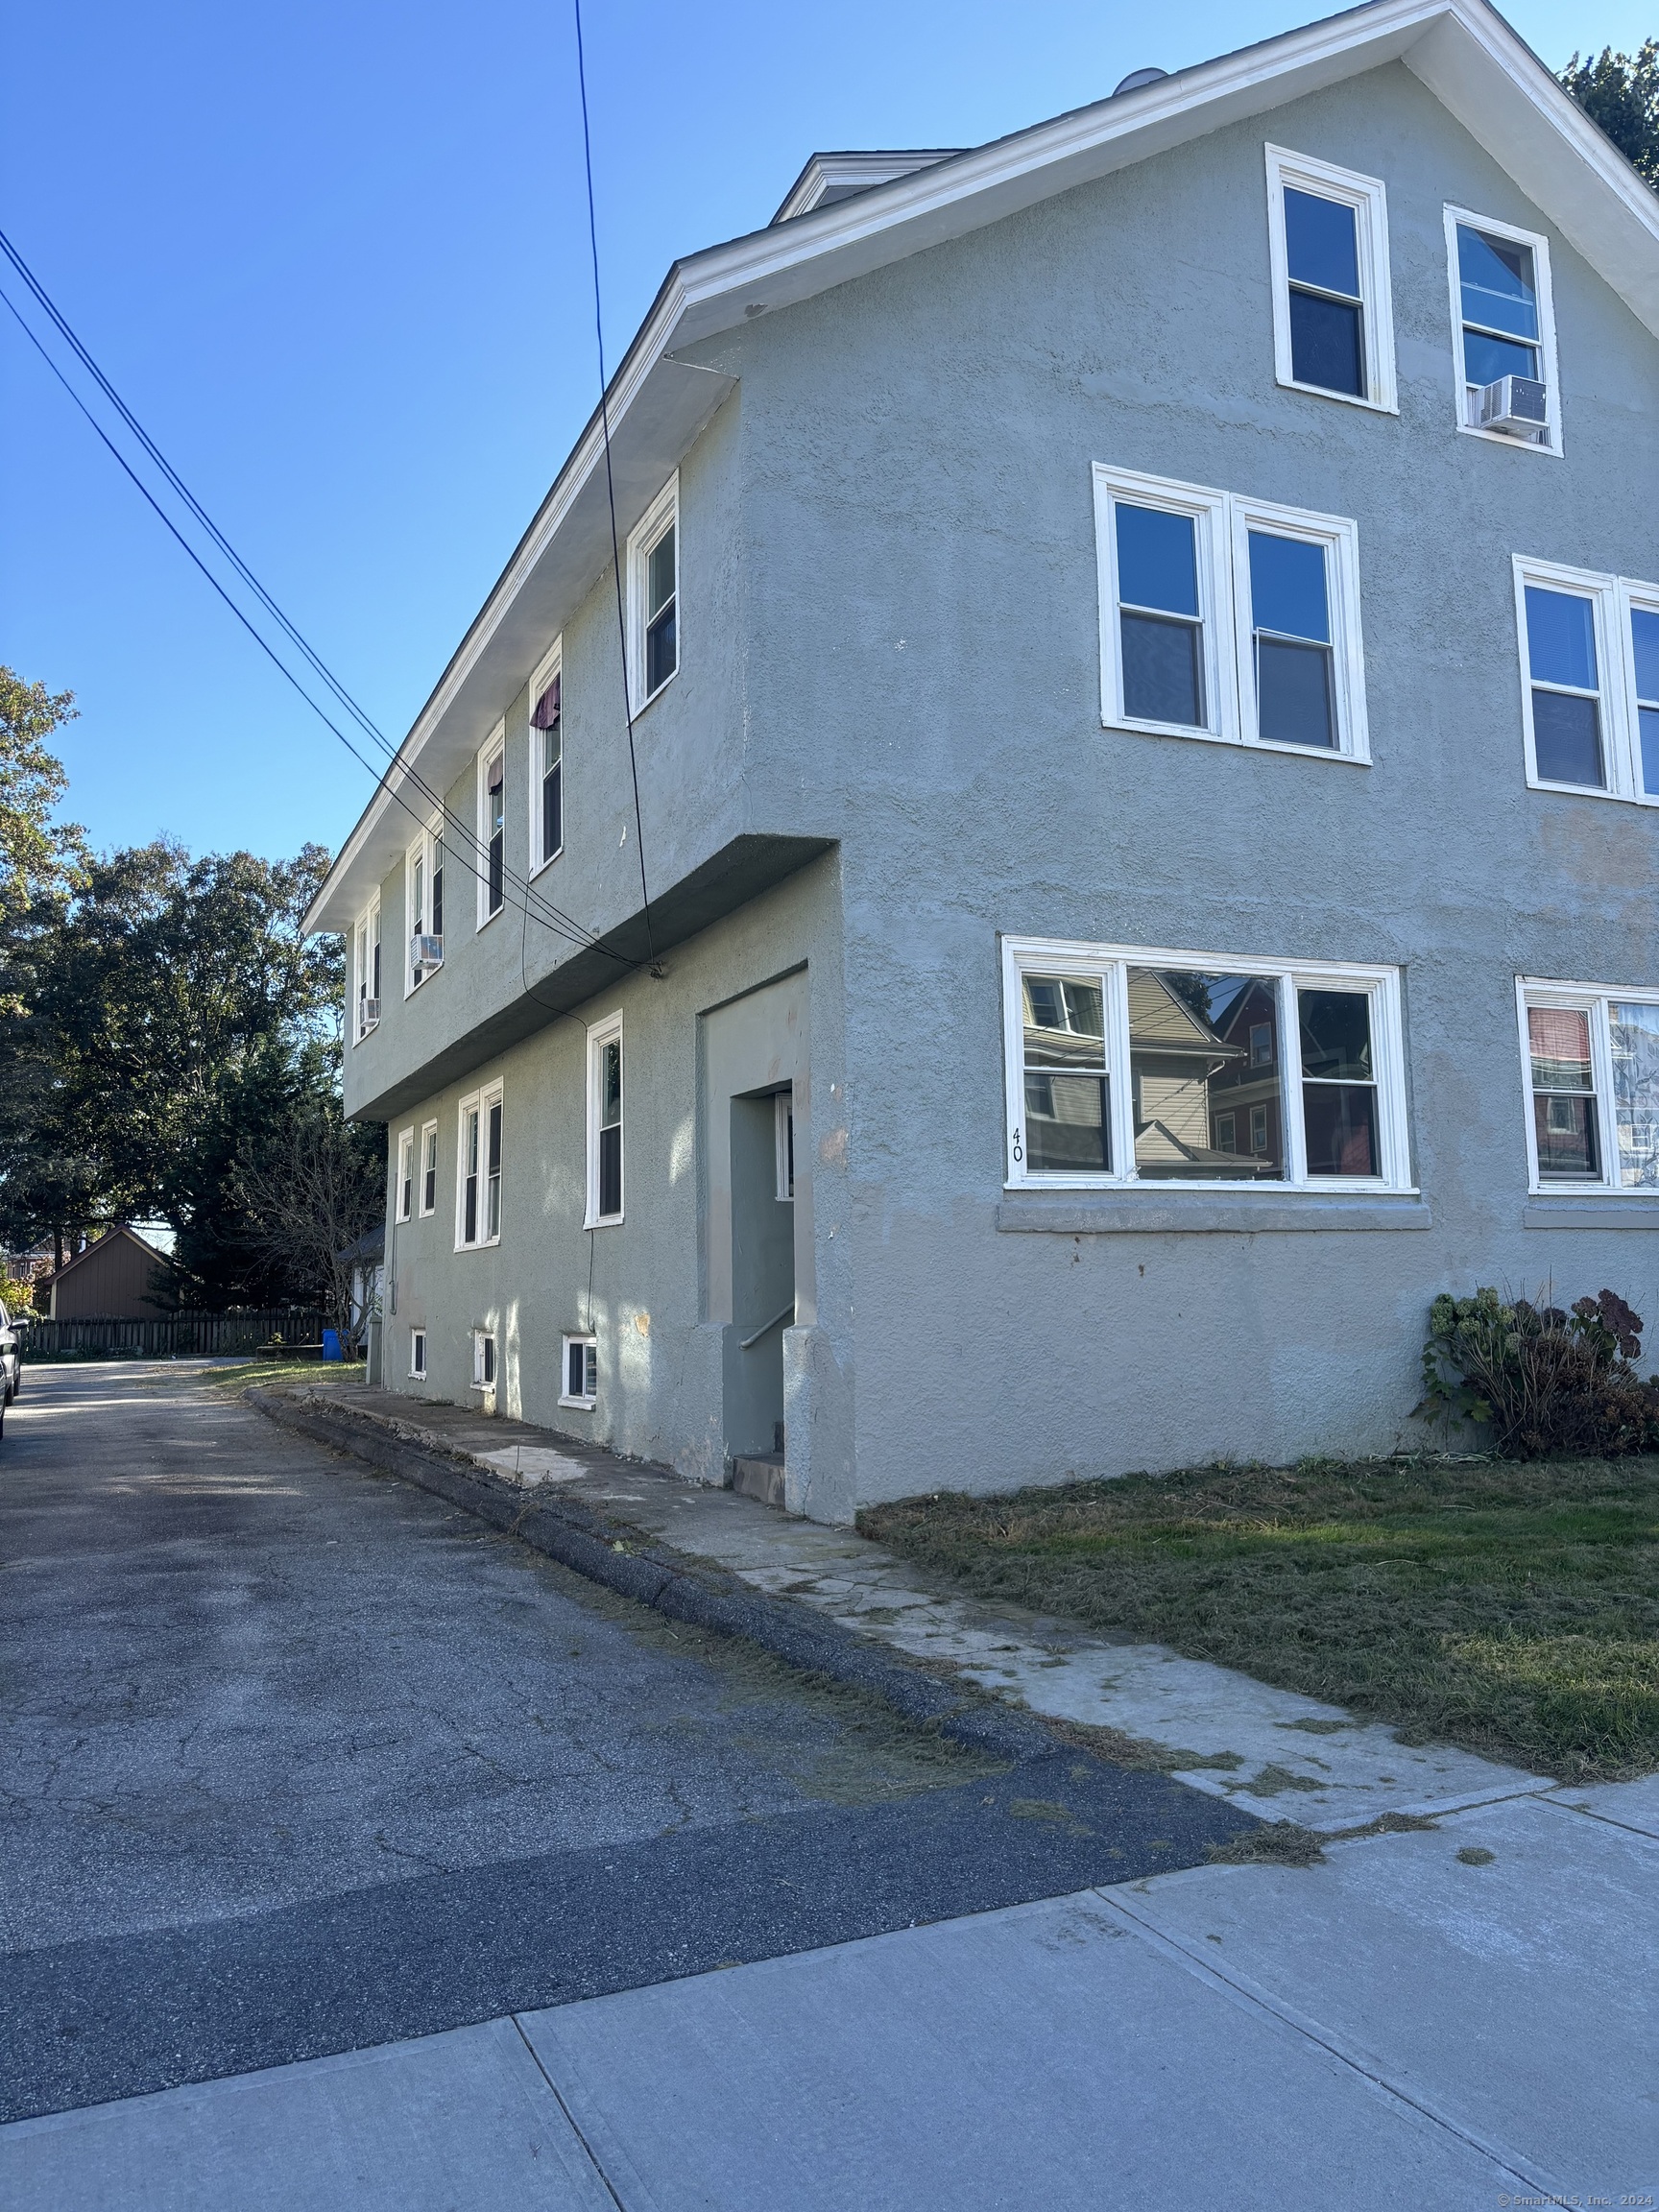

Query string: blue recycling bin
[322,1330,343,1361]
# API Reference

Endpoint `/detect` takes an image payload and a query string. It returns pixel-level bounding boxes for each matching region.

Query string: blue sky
[3,0,1648,865]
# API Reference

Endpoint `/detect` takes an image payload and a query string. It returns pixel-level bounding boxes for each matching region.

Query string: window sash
[397,1131,414,1222]
[1004,939,1409,1192]
[483,746,505,919]
[1514,560,1655,804]
[1094,468,1365,760]
[421,1123,438,1215]
[1520,984,1659,1193]
[630,478,679,708]
[486,1100,502,1240]
[1443,205,1559,452]
[588,1022,624,1224]
[562,1334,597,1406]
[1265,146,1396,415]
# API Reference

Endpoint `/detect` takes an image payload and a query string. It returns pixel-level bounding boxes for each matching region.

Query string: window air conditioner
[362,998,381,1025]
[1476,376,1548,436]
[411,935,444,974]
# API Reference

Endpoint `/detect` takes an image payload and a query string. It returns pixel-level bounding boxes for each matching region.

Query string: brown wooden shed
[45,1226,167,1320]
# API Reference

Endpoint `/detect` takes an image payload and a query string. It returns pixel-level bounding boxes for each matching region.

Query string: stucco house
[306,0,1659,1523]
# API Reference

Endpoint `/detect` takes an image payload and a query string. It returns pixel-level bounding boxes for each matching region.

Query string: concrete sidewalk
[6,1777,1652,2210]
[265,1381,1553,1832]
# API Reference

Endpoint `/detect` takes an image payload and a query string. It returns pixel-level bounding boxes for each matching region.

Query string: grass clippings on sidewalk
[859,1456,1659,1784]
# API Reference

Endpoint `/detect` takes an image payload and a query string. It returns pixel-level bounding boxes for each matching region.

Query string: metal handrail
[739,1302,795,1351]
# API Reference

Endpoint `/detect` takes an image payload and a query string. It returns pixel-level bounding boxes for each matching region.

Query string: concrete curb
[247,1387,1054,1766]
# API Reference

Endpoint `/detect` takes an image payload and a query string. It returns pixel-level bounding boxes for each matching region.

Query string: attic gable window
[1444,207,1560,454]
[529,649,563,873]
[1265,147,1396,414]
[1004,939,1411,1193]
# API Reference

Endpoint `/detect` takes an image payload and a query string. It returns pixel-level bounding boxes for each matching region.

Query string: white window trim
[353,895,381,1044]
[1264,145,1397,416]
[410,1329,427,1381]
[476,721,507,929]
[455,1080,505,1251]
[471,1329,496,1390]
[528,642,563,878]
[395,1127,415,1224]
[418,1118,439,1218]
[1002,935,1413,1195]
[1094,465,1369,764]
[627,473,679,712]
[585,1012,624,1228]
[1517,976,1659,1197]
[560,1332,598,1409]
[403,820,444,998]
[1512,555,1653,805]
[1443,205,1562,458]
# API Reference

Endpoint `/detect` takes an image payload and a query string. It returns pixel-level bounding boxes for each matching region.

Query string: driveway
[0,1360,1241,2122]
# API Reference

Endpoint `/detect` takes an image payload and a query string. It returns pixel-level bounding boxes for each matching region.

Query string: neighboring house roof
[335,1225,386,1266]
[304,0,1659,934]
[42,1223,165,1288]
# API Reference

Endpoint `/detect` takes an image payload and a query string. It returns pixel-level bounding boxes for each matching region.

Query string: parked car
[0,1303,23,1403]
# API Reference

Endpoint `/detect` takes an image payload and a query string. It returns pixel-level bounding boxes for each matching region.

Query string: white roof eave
[307,0,1659,932]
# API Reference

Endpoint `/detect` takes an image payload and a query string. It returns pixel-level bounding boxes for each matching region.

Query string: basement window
[472,1330,496,1389]
[561,1334,598,1408]
[1004,937,1412,1192]
[410,1329,427,1381]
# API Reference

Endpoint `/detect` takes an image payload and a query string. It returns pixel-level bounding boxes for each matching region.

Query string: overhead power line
[0,227,623,964]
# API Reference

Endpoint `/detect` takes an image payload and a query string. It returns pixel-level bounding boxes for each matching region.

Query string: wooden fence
[21,1309,327,1359]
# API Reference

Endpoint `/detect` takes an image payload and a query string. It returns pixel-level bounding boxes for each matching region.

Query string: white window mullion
[1590,996,1621,1192]
[1280,975,1310,1188]
[1104,962,1136,1183]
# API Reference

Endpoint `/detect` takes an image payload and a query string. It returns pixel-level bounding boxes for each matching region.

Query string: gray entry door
[723,1088,794,1460]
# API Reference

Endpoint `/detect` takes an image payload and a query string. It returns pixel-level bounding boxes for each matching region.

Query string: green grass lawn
[859,1456,1659,1783]
[200,1358,345,1391]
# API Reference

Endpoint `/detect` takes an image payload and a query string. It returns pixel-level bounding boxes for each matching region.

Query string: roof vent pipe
[1113,67,1168,94]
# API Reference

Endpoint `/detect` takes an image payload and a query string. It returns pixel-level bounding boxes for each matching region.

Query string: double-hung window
[1520,982,1659,1193]
[1513,558,1659,804]
[456,1081,504,1249]
[529,648,563,872]
[1445,208,1559,453]
[353,898,381,1041]
[1004,939,1411,1193]
[629,476,678,708]
[586,1015,624,1225]
[479,728,506,924]
[406,825,444,992]
[419,1119,439,1216]
[1265,147,1396,412]
[395,1129,414,1223]
[1095,466,1366,760]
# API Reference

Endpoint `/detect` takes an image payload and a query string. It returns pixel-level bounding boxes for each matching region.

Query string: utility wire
[0,228,621,962]
[573,0,660,973]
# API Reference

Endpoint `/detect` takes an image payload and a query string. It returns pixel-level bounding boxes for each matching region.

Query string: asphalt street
[0,1360,1252,2121]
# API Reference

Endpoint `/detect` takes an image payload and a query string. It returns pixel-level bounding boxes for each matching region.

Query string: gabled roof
[43,1223,164,1286]
[306,0,1659,932]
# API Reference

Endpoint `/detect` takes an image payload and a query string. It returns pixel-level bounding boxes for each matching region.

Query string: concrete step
[730,1453,785,1509]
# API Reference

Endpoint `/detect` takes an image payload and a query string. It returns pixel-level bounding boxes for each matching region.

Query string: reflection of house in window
[1128,970,1282,1179]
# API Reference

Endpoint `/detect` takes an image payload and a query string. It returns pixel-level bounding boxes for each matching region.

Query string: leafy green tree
[1561,40,1659,186]
[0,668,86,940]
